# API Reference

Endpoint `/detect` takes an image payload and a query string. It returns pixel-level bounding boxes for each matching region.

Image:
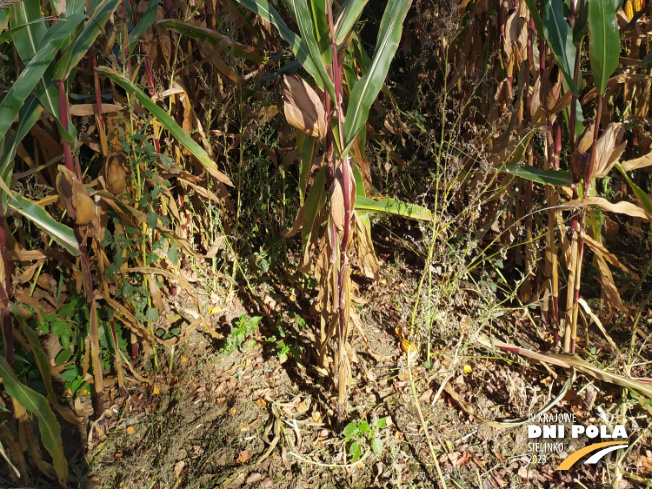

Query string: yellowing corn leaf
[282,76,326,139]
[593,253,628,314]
[69,104,124,116]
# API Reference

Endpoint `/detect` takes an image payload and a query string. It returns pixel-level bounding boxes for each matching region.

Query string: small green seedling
[222,315,263,354]
[343,417,387,462]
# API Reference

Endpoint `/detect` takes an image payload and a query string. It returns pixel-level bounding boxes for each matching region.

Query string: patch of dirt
[3,261,649,489]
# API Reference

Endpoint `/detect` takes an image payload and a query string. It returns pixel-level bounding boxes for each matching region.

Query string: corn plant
[0,0,239,484]
[234,0,435,416]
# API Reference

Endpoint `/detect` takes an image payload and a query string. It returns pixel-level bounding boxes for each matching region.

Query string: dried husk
[282,76,326,139]
[102,153,128,195]
[330,180,345,232]
[55,165,96,226]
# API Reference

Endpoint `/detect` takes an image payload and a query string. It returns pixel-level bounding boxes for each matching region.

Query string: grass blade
[285,0,335,97]
[129,0,160,53]
[335,0,368,45]
[237,0,325,92]
[157,18,266,62]
[55,0,121,78]
[1,96,41,209]
[496,163,572,187]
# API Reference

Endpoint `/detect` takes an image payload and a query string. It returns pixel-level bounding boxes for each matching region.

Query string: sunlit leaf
[355,196,432,221]
[588,0,620,94]
[342,0,411,152]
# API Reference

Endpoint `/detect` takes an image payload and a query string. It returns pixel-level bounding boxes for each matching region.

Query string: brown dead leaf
[282,76,326,138]
[246,473,262,484]
[236,449,251,464]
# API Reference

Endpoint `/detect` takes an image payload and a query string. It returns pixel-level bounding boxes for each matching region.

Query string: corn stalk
[239,0,425,417]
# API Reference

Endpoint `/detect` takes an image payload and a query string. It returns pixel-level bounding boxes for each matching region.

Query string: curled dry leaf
[528,76,541,119]
[541,64,562,114]
[504,10,528,67]
[592,123,626,179]
[282,75,326,139]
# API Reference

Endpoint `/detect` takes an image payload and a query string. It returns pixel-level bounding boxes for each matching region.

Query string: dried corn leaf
[283,76,326,139]
[592,123,626,179]
[621,151,652,172]
[561,197,650,221]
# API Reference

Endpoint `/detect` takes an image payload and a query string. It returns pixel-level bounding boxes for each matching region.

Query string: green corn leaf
[13,314,80,424]
[54,0,121,79]
[0,355,68,486]
[0,20,38,44]
[496,163,573,187]
[335,0,368,44]
[542,0,578,94]
[298,134,317,203]
[309,0,331,63]
[0,12,86,141]
[355,196,432,221]
[302,167,327,246]
[1,96,42,210]
[342,0,411,152]
[97,66,233,187]
[129,0,160,53]
[7,194,80,256]
[237,0,325,92]
[588,0,620,94]
[9,0,47,62]
[66,0,87,15]
[157,19,266,62]
[9,2,86,124]
[285,0,335,98]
